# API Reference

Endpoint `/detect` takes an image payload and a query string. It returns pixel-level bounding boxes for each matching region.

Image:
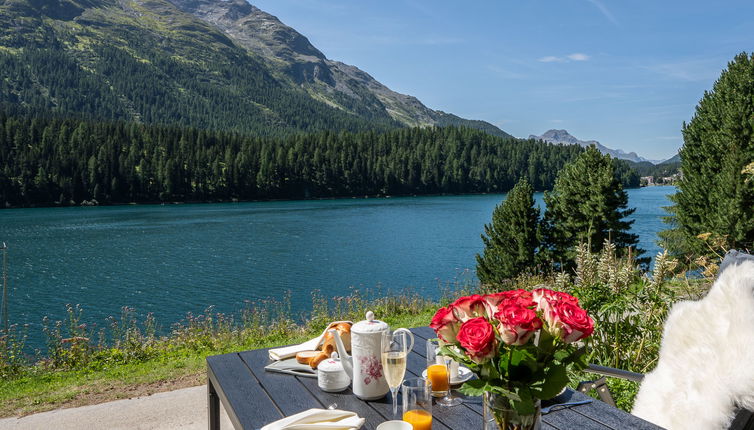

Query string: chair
[579,250,754,430]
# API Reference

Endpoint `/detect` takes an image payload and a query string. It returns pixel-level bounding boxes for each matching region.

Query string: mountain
[165,0,511,137]
[529,129,653,163]
[660,153,681,164]
[0,0,511,137]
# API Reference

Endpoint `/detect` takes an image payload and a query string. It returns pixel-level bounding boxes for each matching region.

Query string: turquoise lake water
[1,186,674,350]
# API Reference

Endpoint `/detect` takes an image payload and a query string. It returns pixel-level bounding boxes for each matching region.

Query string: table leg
[208,376,220,430]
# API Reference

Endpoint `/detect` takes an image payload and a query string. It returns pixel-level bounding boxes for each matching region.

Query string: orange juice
[403,409,432,430]
[426,364,449,394]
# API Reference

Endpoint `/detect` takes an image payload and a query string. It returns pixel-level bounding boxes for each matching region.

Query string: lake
[1,186,674,351]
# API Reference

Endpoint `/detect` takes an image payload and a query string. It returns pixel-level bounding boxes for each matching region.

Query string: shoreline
[0,185,658,210]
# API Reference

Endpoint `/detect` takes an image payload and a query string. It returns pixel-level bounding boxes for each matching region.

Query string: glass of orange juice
[426,339,462,406]
[402,378,432,430]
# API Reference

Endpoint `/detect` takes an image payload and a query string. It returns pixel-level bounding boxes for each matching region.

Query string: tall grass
[0,281,467,381]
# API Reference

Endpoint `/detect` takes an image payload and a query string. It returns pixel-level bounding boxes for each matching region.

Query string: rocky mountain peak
[530,129,653,164]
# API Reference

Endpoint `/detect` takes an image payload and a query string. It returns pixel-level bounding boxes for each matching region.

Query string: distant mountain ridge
[529,129,659,164]
[0,0,511,137]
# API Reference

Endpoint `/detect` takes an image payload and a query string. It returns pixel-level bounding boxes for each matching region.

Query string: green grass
[0,291,439,417]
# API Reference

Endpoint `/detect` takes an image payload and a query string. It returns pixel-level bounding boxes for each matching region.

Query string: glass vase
[483,392,541,430]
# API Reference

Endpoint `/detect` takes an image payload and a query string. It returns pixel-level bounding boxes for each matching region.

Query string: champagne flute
[381,328,414,417]
[426,338,463,406]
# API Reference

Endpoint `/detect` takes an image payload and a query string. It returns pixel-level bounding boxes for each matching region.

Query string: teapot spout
[329,329,353,378]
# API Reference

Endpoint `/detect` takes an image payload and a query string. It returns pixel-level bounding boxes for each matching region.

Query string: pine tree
[476,177,540,285]
[661,52,754,257]
[542,146,641,268]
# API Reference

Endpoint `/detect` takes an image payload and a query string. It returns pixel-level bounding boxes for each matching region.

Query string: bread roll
[295,350,319,365]
[296,322,354,369]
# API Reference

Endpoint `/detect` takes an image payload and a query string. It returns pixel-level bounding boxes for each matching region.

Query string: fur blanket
[631,259,754,429]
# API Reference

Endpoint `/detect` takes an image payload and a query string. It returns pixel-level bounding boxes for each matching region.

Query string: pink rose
[494,303,542,346]
[430,305,461,343]
[532,288,578,314]
[456,317,497,363]
[451,294,489,321]
[485,289,535,313]
[545,301,594,343]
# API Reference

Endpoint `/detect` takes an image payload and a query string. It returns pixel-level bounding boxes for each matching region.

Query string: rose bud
[430,305,461,343]
[456,317,497,364]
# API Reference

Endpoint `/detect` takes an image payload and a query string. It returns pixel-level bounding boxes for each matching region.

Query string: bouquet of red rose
[430,288,594,427]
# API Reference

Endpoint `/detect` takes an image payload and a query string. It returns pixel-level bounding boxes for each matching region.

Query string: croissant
[295,321,352,369]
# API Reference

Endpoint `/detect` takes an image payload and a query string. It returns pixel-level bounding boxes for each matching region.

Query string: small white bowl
[376,420,413,430]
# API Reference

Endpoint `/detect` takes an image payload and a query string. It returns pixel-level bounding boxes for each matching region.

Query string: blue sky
[252,0,753,161]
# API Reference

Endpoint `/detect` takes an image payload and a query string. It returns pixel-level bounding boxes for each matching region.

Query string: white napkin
[268,321,351,361]
[261,409,365,430]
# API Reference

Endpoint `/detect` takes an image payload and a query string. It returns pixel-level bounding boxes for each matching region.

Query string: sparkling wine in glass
[381,328,414,417]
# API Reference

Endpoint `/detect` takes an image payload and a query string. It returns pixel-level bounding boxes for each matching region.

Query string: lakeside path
[0,385,232,429]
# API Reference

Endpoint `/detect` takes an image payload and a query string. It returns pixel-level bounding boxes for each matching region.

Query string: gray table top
[206,326,662,430]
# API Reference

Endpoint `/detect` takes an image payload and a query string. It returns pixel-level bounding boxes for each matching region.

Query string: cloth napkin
[268,321,351,361]
[260,409,365,430]
[264,357,317,378]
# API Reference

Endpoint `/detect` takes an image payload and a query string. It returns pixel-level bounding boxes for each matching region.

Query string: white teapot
[330,311,413,400]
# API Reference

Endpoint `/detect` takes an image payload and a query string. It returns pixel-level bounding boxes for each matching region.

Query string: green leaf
[458,379,489,397]
[510,348,538,372]
[513,387,536,415]
[489,385,521,401]
[553,349,570,363]
[530,364,569,400]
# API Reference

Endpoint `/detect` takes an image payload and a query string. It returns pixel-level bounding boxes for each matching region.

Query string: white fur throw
[631,260,754,429]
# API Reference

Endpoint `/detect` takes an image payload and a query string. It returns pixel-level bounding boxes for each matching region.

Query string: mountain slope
[164,0,512,137]
[660,153,681,164]
[529,129,652,163]
[0,0,511,137]
[0,0,400,135]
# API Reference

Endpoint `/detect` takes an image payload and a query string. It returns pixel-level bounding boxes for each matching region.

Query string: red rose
[456,317,497,363]
[545,301,594,343]
[430,305,461,343]
[494,303,542,346]
[451,294,489,321]
[485,289,535,313]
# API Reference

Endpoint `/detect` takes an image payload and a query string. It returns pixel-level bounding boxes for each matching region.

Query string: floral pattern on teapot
[359,355,383,385]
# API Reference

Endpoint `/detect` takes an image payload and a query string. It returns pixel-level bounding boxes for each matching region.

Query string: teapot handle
[392,328,414,353]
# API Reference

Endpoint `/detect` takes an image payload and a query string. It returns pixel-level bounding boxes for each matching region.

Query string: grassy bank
[0,246,711,417]
[0,289,446,417]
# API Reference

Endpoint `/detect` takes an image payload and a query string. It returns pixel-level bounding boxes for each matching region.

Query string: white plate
[421,366,473,385]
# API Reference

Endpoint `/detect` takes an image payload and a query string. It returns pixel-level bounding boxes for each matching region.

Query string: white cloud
[539,53,590,63]
[586,0,619,27]
[567,53,590,61]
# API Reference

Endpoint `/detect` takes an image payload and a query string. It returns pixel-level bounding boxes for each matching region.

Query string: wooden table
[207,326,662,430]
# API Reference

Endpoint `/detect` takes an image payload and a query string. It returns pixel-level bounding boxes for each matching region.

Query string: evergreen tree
[542,146,642,267]
[661,52,754,257]
[476,178,540,285]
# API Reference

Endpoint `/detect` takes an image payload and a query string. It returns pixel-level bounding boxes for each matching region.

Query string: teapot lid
[352,311,388,334]
[318,352,344,373]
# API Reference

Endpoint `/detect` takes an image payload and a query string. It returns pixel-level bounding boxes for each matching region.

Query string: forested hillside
[0,0,397,136]
[0,0,511,137]
[0,109,639,207]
